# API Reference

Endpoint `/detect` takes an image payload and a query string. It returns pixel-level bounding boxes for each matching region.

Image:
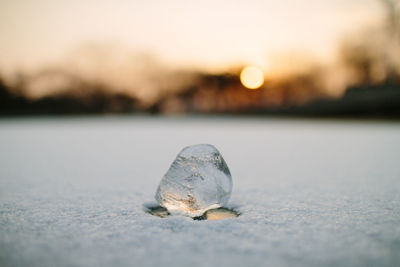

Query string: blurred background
[0,0,399,118]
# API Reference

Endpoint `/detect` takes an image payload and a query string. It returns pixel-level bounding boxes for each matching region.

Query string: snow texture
[0,116,400,267]
[155,144,232,217]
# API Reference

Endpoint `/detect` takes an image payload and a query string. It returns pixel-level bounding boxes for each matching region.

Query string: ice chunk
[155,144,232,217]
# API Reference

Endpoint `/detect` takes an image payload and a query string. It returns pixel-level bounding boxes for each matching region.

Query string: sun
[240,66,264,89]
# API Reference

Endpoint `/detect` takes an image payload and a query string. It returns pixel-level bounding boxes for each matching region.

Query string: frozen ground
[0,116,399,267]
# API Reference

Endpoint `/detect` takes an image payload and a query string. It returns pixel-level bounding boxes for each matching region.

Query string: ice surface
[155,144,232,217]
[1,117,400,267]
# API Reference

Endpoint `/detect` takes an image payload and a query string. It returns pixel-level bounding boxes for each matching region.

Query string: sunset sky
[0,0,384,75]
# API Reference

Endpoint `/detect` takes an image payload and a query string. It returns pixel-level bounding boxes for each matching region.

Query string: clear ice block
[155,144,232,217]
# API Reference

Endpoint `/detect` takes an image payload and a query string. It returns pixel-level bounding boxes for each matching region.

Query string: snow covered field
[0,116,399,267]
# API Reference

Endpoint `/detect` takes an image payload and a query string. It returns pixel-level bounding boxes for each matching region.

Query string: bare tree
[378,0,400,80]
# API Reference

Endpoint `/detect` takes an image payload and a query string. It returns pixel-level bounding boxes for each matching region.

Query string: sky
[0,0,383,75]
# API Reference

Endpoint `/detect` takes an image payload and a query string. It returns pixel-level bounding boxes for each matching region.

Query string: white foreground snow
[0,116,399,267]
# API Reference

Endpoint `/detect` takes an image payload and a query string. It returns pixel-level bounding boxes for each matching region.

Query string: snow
[0,116,399,267]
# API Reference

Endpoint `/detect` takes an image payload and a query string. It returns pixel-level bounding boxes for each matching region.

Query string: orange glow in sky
[0,0,384,74]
